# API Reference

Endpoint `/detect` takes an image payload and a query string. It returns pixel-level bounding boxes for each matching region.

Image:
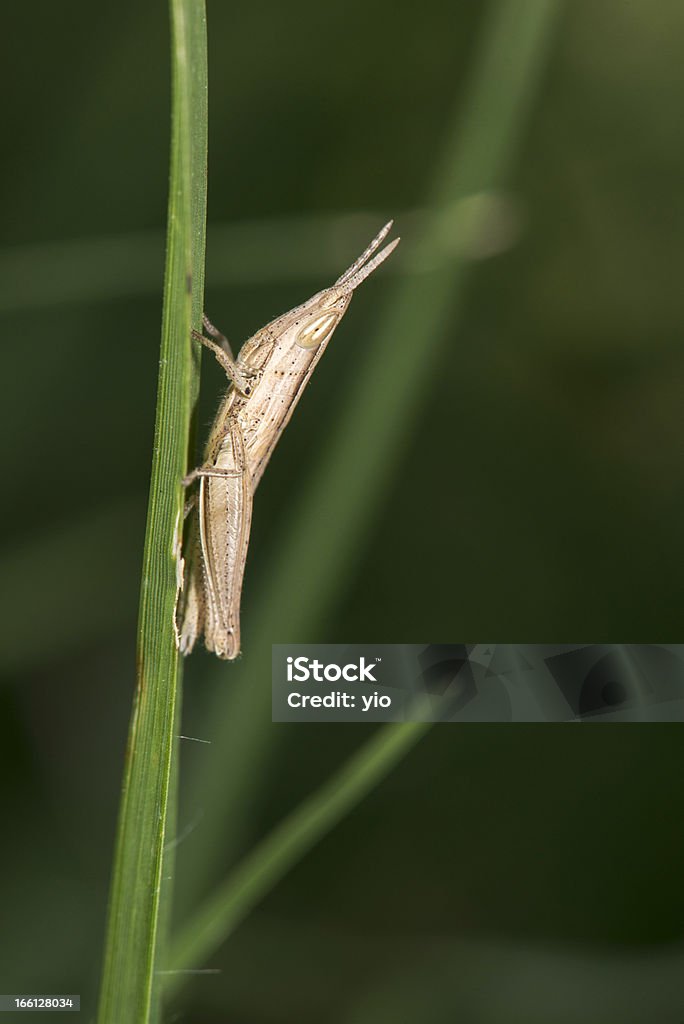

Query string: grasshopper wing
[181,420,252,660]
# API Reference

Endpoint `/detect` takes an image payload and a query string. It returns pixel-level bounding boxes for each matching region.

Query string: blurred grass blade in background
[96,0,207,1021]
[167,720,430,992]
[0,212,404,312]
[174,0,564,967]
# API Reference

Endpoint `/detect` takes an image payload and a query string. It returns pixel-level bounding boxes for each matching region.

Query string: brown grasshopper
[177,221,399,659]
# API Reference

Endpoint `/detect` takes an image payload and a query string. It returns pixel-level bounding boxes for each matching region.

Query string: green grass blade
[0,212,403,312]
[177,0,564,915]
[167,721,430,989]
[96,0,207,1021]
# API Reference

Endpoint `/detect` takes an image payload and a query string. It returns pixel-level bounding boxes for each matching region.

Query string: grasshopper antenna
[339,234,399,292]
[335,220,395,287]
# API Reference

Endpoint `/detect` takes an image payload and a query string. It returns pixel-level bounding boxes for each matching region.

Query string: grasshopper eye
[295,312,338,350]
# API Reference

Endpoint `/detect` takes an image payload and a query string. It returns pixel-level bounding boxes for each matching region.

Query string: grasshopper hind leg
[177,507,206,656]
[197,420,253,660]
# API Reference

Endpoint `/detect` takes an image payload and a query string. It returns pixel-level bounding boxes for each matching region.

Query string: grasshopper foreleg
[202,313,235,360]
[193,313,259,396]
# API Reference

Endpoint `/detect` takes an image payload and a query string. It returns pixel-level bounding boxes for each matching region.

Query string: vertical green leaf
[96,1,207,1021]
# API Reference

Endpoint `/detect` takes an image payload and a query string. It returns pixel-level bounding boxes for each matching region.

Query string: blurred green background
[2,0,684,1021]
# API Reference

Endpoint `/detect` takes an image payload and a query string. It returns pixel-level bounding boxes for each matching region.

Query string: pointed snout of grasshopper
[295,226,399,348]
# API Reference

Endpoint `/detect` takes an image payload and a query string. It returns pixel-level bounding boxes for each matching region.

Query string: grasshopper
[177,221,399,659]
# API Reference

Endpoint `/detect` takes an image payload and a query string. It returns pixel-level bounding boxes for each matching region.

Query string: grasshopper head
[292,291,352,349]
[241,222,399,367]
[292,221,399,351]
